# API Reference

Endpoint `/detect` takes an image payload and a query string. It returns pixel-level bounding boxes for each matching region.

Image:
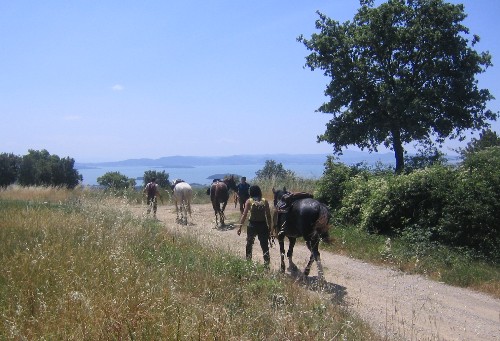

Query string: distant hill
[76,152,397,169]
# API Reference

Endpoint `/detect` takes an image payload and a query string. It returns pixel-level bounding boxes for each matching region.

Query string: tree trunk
[392,130,405,174]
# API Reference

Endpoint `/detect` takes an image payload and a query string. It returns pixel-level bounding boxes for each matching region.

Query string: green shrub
[438,147,500,260]
[356,166,454,235]
[314,156,382,211]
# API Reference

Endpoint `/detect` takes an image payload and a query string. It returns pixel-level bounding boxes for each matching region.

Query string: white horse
[172,179,192,225]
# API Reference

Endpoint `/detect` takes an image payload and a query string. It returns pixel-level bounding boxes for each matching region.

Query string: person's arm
[265,201,273,231]
[238,199,251,235]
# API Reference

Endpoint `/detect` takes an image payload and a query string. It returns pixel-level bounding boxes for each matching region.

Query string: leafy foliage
[459,129,500,160]
[326,159,499,261]
[440,147,500,256]
[315,156,366,211]
[143,170,170,188]
[97,171,135,189]
[404,145,447,173]
[254,160,295,180]
[17,149,82,188]
[298,0,496,173]
[0,153,21,187]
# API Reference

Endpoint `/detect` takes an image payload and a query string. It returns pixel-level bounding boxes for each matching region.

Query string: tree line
[0,149,82,188]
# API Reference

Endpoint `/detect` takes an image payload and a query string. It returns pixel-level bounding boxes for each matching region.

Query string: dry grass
[0,186,379,340]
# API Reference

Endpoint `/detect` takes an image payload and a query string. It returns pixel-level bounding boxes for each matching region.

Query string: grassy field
[0,186,379,340]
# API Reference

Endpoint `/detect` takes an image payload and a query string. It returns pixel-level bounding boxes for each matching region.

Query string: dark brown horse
[273,187,331,279]
[209,176,237,226]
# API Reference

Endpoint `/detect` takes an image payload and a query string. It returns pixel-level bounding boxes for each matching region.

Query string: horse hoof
[280,265,285,273]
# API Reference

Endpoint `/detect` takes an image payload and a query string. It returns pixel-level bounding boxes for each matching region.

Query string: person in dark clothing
[236,176,250,214]
[238,185,273,267]
[143,178,162,217]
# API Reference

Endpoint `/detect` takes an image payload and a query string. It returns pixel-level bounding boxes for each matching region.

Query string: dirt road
[131,203,500,341]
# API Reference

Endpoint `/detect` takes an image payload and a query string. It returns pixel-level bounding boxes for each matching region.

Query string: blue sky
[1,1,499,163]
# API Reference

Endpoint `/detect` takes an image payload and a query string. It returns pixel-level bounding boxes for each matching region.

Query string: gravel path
[130,203,500,341]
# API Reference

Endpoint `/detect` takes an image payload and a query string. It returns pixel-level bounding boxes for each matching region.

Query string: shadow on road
[288,271,347,305]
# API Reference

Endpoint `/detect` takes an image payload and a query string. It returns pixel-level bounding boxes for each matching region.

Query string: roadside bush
[315,156,375,211]
[439,147,500,260]
[364,166,453,234]
[337,159,499,261]
[336,174,373,226]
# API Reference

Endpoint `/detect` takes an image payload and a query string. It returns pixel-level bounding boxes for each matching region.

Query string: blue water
[78,164,326,186]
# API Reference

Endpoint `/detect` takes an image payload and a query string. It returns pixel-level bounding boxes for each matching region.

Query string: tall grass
[0,187,378,340]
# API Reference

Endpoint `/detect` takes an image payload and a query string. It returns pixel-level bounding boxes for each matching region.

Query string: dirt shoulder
[130,203,500,341]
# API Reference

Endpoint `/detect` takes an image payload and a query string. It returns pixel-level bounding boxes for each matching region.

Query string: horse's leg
[175,199,180,221]
[287,237,298,271]
[304,240,315,277]
[304,239,323,279]
[180,200,185,224]
[220,201,227,225]
[278,235,286,272]
[187,199,192,217]
[212,199,219,226]
[183,201,188,225]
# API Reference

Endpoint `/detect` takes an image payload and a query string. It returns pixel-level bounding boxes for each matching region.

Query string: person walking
[143,177,162,218]
[238,185,273,267]
[235,176,250,214]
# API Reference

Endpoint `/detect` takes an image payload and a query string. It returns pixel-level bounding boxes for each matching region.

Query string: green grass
[0,187,379,340]
[326,225,500,298]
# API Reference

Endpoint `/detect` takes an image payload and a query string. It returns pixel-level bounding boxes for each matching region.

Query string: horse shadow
[176,220,197,227]
[214,222,238,231]
[174,217,197,227]
[286,268,347,305]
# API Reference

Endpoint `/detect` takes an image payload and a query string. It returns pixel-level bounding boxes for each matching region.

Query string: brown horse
[209,176,237,226]
[273,187,331,279]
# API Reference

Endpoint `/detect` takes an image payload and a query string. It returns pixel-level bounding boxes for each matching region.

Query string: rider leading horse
[273,187,331,279]
[209,176,237,226]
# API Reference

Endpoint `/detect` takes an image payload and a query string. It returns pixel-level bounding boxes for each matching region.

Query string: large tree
[298,0,496,173]
[0,153,21,188]
[17,149,82,188]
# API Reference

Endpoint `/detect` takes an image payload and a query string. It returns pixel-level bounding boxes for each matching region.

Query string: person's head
[241,176,246,183]
[249,185,262,199]
[151,177,157,183]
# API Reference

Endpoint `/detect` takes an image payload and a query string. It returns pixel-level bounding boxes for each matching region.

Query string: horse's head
[171,178,184,190]
[223,175,238,192]
[272,186,289,208]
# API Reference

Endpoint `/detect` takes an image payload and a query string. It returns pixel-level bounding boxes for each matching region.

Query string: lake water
[78,163,327,186]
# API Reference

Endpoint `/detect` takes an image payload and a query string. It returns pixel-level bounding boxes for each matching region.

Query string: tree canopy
[255,160,295,180]
[17,149,82,188]
[298,0,496,173]
[0,153,21,188]
[459,128,500,160]
[143,170,170,189]
[97,171,136,189]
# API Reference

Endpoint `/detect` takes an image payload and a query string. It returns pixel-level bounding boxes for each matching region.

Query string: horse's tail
[314,203,331,243]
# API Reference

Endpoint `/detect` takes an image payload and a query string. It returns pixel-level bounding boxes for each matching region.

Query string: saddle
[277,192,314,211]
[276,192,314,237]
